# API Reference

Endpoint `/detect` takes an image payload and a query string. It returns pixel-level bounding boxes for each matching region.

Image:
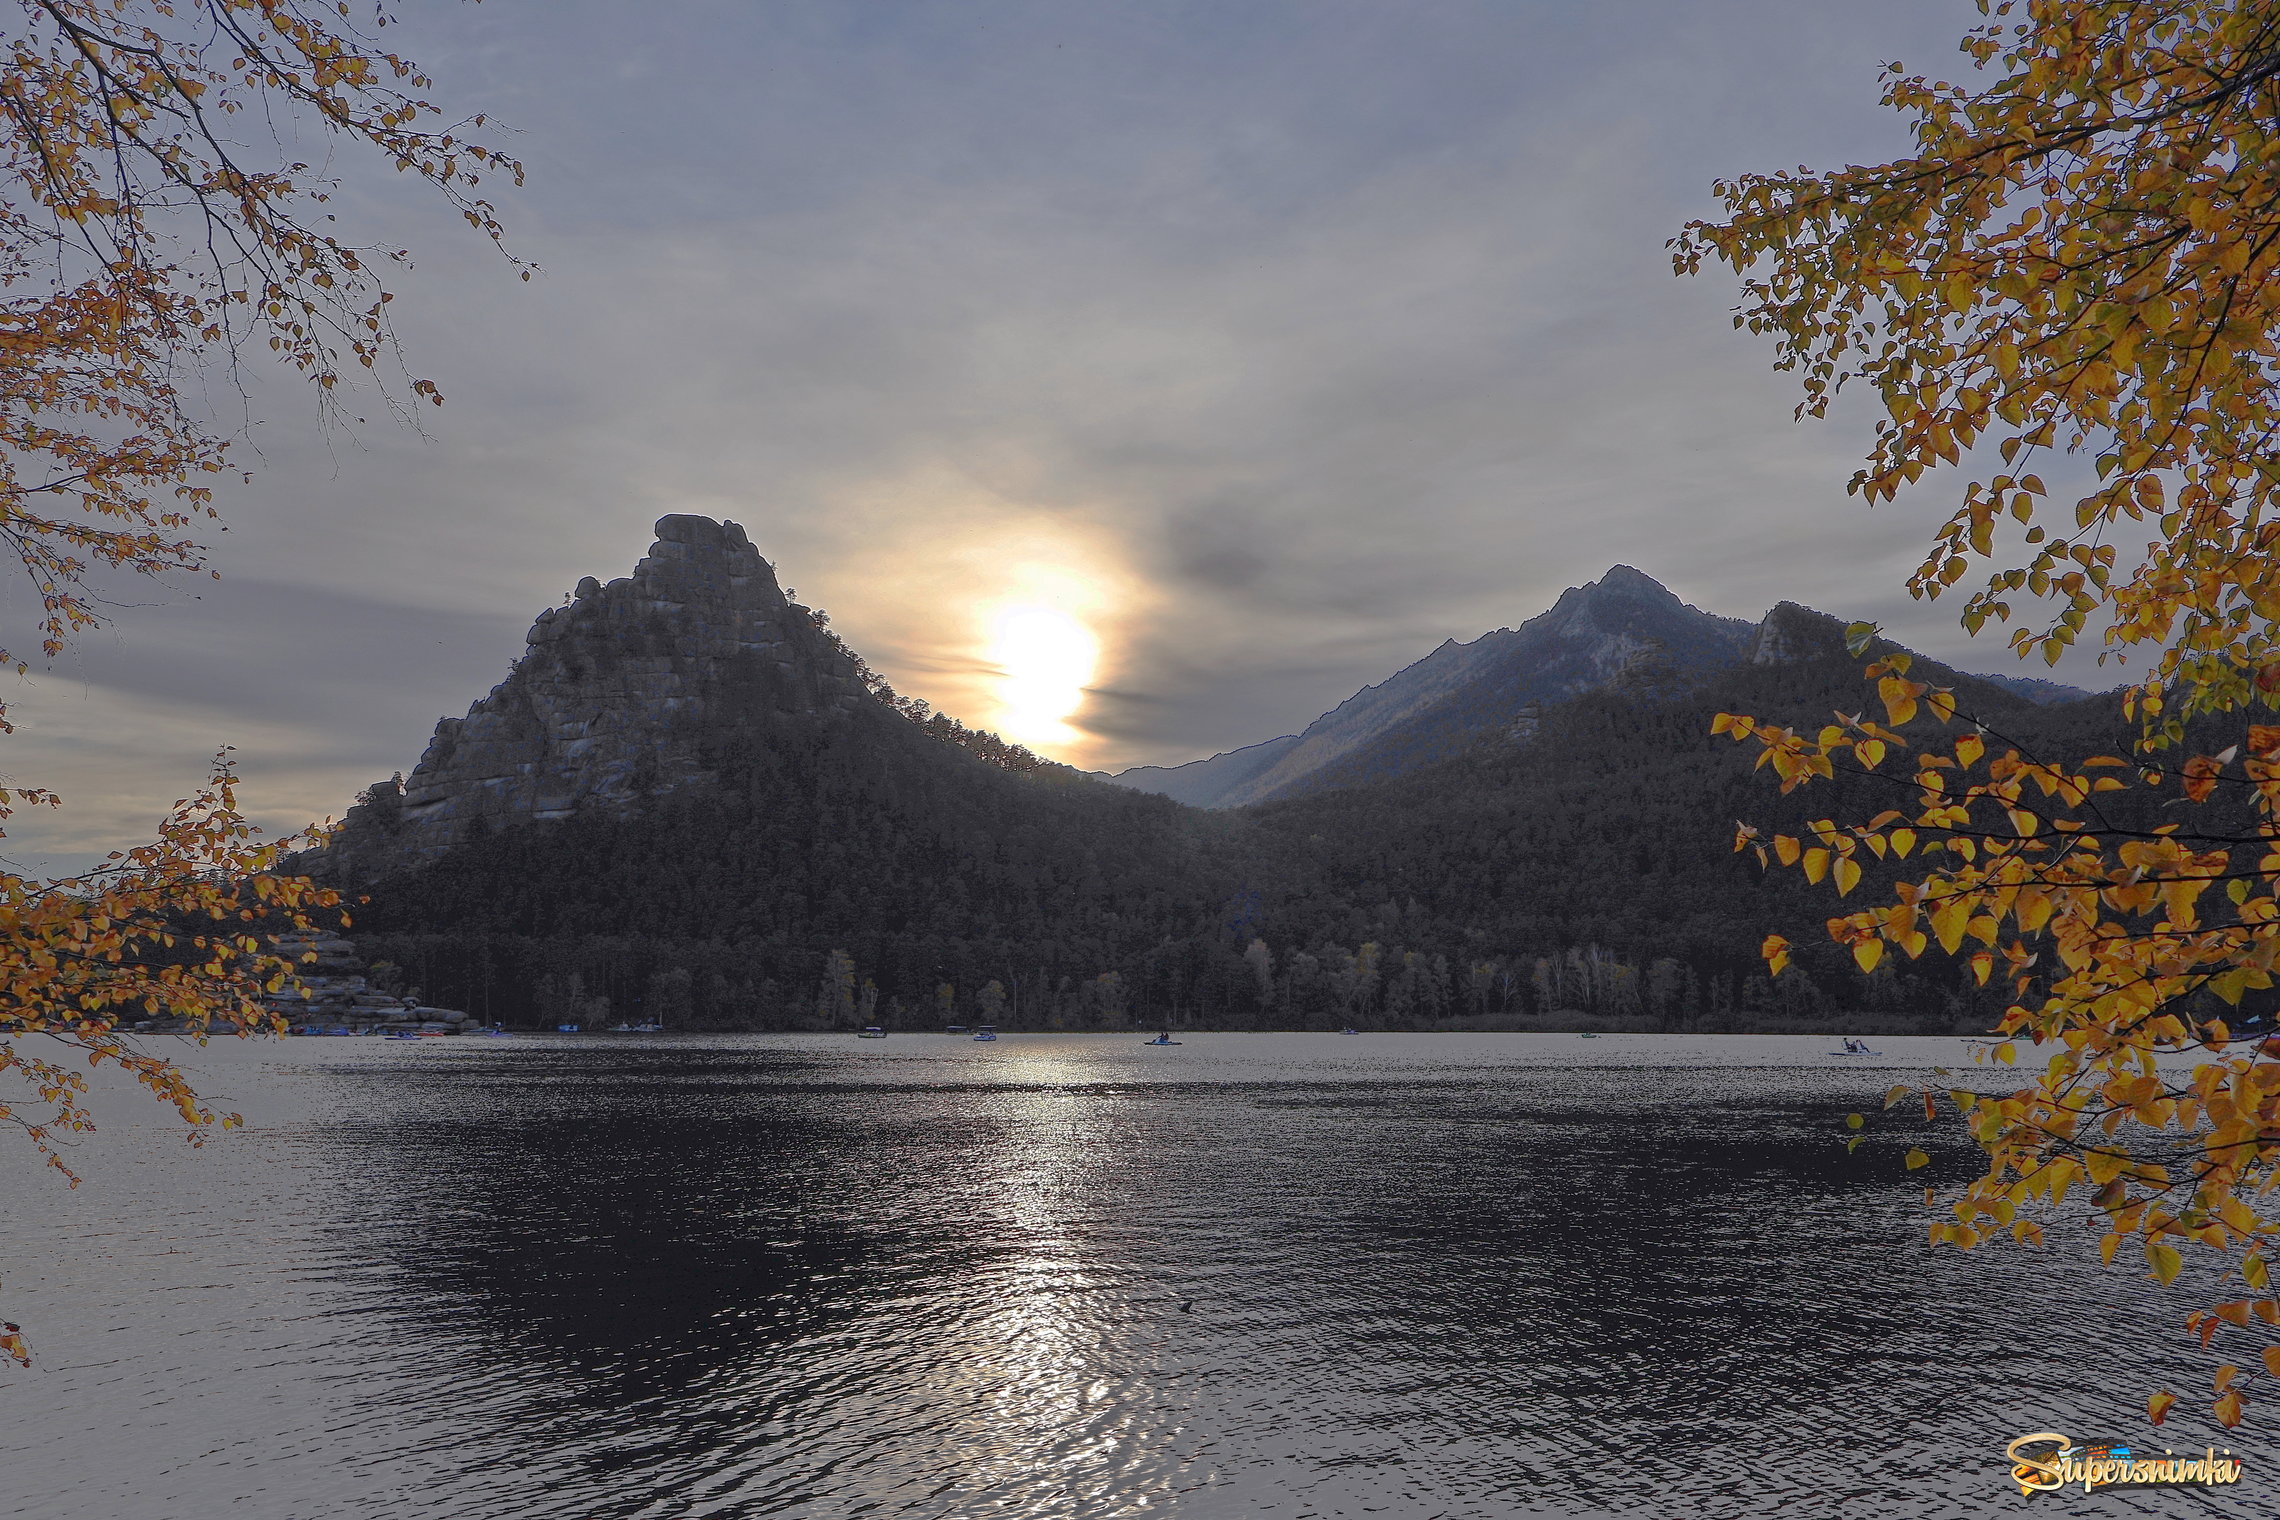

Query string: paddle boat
[857,1026,887,1039]
[972,1025,998,1042]
[1833,1037,1881,1056]
[1143,1032,1181,1046]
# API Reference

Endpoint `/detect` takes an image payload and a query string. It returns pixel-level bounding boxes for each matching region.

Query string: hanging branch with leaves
[0,3,519,1365]
[1682,0,2280,1428]
[0,0,525,687]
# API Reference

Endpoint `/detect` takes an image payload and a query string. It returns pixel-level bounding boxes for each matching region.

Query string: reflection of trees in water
[303,1054,2211,1512]
[1180,1079,2159,1477]
[316,1051,1010,1404]
[1221,1085,1960,1451]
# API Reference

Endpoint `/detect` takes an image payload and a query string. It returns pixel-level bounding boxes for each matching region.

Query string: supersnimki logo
[2005,1432,2245,1495]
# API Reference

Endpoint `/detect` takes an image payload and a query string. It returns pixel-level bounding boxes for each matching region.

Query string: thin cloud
[0,0,2045,868]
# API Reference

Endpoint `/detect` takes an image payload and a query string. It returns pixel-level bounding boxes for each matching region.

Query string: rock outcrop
[325,515,871,878]
[248,932,477,1034]
[1747,601,1851,666]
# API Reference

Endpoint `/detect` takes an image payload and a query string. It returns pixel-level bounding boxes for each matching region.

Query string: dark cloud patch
[1161,503,1277,592]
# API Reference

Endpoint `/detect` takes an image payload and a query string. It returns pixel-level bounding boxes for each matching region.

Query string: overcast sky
[9,0,2105,871]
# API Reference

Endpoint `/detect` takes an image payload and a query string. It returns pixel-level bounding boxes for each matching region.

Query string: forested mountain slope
[1239,605,2086,1025]
[334,530,2147,1036]
[1105,565,1754,807]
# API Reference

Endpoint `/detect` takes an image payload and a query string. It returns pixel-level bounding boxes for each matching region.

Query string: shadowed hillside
[332,520,2171,1036]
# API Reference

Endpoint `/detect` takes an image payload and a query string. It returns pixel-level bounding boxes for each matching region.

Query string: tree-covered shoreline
[346,625,2139,1038]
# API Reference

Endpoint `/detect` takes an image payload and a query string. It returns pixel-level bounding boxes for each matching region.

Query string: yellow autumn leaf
[1878,676,1919,727]
[1679,0,2280,1414]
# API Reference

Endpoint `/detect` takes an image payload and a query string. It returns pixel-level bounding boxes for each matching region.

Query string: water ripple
[0,1033,2261,1517]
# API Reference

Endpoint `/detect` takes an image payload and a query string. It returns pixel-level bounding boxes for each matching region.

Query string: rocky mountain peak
[323,515,868,879]
[1590,564,1683,604]
[1117,564,1758,808]
[1541,566,1719,639]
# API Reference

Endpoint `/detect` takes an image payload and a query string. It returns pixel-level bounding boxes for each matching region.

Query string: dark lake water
[0,1032,2262,1517]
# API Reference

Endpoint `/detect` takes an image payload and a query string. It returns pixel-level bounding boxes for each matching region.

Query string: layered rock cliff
[324,514,870,879]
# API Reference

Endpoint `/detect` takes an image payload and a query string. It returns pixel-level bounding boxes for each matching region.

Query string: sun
[988,605,1099,751]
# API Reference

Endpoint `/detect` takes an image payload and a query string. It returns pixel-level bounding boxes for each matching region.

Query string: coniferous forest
[336,611,2183,1037]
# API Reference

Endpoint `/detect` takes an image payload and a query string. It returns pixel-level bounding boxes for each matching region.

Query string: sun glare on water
[988,605,1099,752]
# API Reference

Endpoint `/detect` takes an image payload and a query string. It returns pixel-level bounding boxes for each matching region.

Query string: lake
[0,1032,2256,1517]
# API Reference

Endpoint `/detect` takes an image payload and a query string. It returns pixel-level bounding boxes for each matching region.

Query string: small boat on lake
[1833,1038,1881,1055]
[972,1025,998,1042]
[1142,1033,1181,1046]
[555,1023,580,1033]
[857,1027,887,1039]
[1340,1028,1359,1035]
[944,1024,968,1034]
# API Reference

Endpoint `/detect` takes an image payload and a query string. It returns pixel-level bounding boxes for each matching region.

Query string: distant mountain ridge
[326,517,2136,1034]
[1973,672,2095,705]
[1106,732,1304,808]
[1103,566,1751,807]
[1102,568,2100,808]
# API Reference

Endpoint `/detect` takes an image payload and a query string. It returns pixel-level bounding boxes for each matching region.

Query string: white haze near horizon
[2,0,2121,874]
